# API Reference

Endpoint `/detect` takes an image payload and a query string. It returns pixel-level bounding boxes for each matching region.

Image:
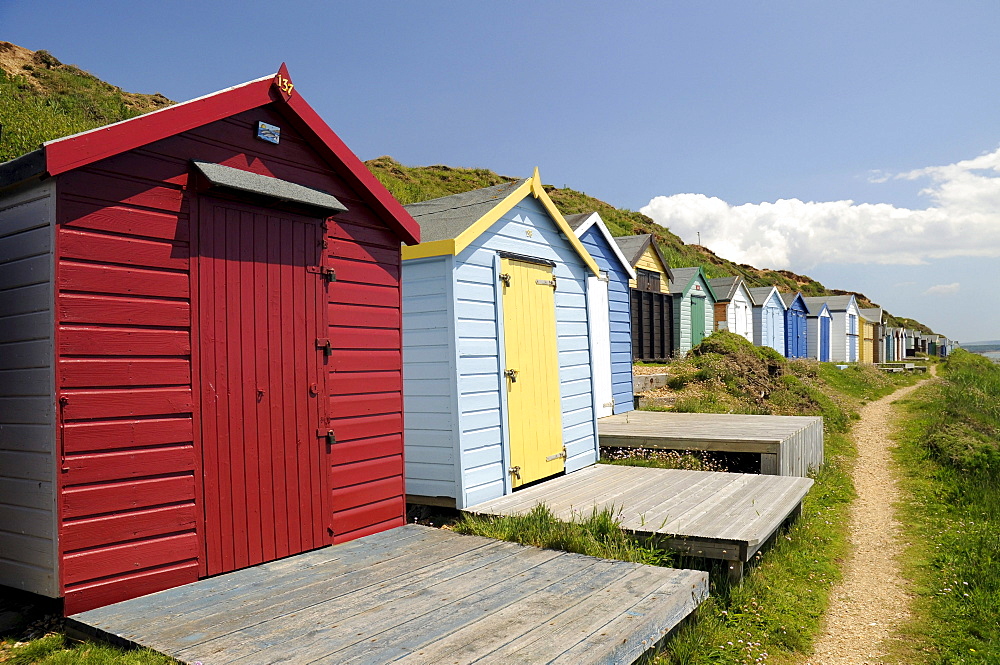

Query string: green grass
[454,504,674,567]
[892,350,1000,663]
[0,634,172,665]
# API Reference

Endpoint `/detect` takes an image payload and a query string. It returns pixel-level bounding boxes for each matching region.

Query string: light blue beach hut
[400,171,602,509]
[566,212,636,417]
[749,286,786,354]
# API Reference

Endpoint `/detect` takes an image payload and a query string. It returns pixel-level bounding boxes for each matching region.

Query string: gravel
[805,369,935,664]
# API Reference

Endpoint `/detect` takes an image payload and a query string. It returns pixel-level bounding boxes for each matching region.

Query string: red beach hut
[0,66,419,613]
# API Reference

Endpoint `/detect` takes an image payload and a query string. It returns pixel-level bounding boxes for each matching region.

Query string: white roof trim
[572,212,637,280]
[43,73,274,147]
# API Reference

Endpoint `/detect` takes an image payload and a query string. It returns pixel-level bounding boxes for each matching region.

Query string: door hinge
[503,368,518,383]
[308,266,337,282]
[316,338,332,356]
[318,428,336,445]
[536,277,557,288]
[499,273,511,287]
[546,447,568,462]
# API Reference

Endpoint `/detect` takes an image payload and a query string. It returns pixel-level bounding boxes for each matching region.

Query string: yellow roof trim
[530,169,600,276]
[451,178,534,256]
[401,238,455,260]
[401,169,600,277]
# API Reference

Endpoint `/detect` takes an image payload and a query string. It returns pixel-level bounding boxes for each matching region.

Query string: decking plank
[469,465,813,564]
[70,525,708,665]
[598,411,824,477]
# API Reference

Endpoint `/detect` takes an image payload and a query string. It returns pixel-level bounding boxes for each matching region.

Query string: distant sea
[981,350,1000,363]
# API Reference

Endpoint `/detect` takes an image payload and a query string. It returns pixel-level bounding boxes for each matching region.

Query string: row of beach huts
[0,64,947,635]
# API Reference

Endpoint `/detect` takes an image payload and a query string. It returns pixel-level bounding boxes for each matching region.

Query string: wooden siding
[807,310,832,361]
[723,288,753,341]
[829,300,861,363]
[627,245,670,293]
[0,179,58,597]
[753,291,785,353]
[631,290,672,361]
[404,197,598,510]
[672,275,715,355]
[784,299,808,359]
[859,320,875,364]
[402,256,459,501]
[577,225,633,414]
[54,105,406,613]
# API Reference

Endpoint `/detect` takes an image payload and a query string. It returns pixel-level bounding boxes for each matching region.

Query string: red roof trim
[283,94,419,245]
[41,68,419,245]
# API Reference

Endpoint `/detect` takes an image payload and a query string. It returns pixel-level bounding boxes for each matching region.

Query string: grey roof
[748,286,782,307]
[819,295,856,312]
[563,212,593,231]
[193,161,348,214]
[860,307,883,323]
[403,179,528,242]
[780,292,809,313]
[707,276,742,301]
[670,267,710,296]
[612,234,652,267]
[0,148,46,190]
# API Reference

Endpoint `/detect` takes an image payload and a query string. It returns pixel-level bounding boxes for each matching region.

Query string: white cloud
[923,282,960,296]
[640,145,1000,272]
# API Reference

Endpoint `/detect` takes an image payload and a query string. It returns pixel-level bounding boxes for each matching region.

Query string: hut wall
[409,197,596,509]
[628,246,670,293]
[401,255,459,502]
[0,179,58,597]
[729,290,753,341]
[51,107,406,612]
[753,293,785,353]
[577,225,633,414]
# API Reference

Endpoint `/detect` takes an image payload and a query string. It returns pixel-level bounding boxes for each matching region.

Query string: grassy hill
[366,156,927,329]
[0,41,931,332]
[0,41,172,162]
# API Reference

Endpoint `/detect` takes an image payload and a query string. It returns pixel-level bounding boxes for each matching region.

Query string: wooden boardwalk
[598,411,824,476]
[469,464,813,579]
[68,525,708,665]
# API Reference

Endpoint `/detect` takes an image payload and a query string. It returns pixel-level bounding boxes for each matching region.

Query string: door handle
[504,369,518,383]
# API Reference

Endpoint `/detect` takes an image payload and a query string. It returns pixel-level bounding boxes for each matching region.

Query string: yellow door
[501,257,564,487]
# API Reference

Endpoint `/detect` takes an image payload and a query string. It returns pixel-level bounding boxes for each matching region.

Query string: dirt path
[805,367,936,665]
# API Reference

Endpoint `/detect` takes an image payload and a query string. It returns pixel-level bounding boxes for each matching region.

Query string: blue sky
[5,1,998,341]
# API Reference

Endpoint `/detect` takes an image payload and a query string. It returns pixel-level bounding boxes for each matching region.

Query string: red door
[197,197,329,577]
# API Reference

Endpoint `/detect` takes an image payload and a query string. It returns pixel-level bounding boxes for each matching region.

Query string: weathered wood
[469,465,812,565]
[69,524,708,665]
[599,411,824,477]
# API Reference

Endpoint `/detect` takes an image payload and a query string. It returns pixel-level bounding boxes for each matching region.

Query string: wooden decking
[598,411,824,476]
[469,464,813,578]
[68,524,708,665]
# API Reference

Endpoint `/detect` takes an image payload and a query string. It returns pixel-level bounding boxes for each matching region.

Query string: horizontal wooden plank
[62,474,195,519]
[0,311,50,345]
[327,370,400,396]
[63,445,195,487]
[329,326,400,351]
[0,254,49,291]
[0,476,53,510]
[60,199,188,242]
[63,561,199,615]
[330,281,399,308]
[329,455,402,489]
[328,412,401,442]
[0,283,50,317]
[330,349,400,372]
[59,327,189,356]
[0,449,52,481]
[60,261,189,299]
[60,387,192,420]
[331,475,403,512]
[329,435,402,466]
[59,228,188,271]
[328,392,401,419]
[61,169,185,214]
[62,503,197,553]
[328,303,399,330]
[60,358,190,388]
[62,532,198,586]
[63,417,193,454]
[59,294,190,327]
